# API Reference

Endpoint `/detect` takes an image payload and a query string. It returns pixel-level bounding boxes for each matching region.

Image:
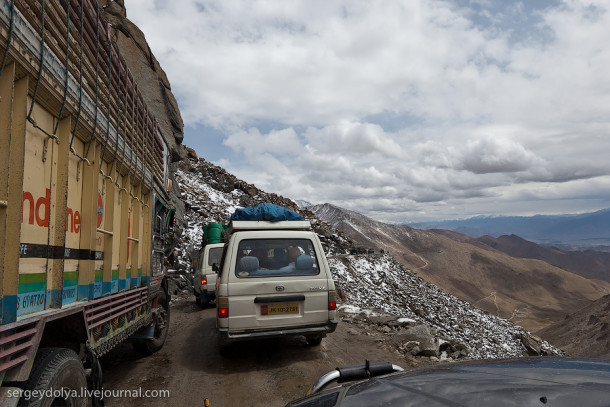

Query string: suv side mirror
[212,263,220,272]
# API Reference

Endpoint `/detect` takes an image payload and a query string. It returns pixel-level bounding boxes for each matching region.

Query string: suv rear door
[226,231,330,331]
[203,244,224,291]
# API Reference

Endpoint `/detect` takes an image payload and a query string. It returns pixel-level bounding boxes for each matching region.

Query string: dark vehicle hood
[290,358,610,407]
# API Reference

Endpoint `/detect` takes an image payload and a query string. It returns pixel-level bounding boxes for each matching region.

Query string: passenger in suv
[216,220,338,353]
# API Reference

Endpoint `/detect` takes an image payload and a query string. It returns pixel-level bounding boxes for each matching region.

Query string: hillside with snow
[329,254,559,359]
[175,150,352,260]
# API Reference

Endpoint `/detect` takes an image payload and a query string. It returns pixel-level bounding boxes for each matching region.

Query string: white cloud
[127,0,610,221]
[223,127,301,156]
[303,123,404,158]
[459,136,542,174]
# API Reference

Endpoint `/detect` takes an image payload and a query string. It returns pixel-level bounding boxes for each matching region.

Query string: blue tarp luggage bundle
[230,203,304,222]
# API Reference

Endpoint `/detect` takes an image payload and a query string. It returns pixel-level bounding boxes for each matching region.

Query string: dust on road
[100,292,425,406]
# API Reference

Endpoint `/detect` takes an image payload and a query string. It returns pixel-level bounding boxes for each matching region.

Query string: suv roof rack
[229,220,312,231]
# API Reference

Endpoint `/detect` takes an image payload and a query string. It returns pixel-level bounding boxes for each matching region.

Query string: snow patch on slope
[329,254,560,359]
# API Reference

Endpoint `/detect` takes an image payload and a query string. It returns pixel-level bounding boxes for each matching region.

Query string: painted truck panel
[0,0,176,402]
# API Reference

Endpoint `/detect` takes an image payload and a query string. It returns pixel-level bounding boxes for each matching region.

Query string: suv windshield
[235,238,320,278]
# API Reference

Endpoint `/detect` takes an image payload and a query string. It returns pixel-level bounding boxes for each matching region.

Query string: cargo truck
[1,1,175,405]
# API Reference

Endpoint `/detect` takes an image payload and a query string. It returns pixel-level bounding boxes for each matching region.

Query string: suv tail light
[218,296,229,318]
[328,291,337,311]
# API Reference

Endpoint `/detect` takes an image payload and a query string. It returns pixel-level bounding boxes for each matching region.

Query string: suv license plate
[261,303,299,315]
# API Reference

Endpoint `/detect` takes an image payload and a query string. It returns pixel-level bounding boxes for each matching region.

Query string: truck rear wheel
[133,290,170,355]
[20,348,88,407]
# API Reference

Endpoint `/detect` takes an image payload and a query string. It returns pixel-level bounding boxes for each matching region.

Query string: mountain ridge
[475,234,610,283]
[407,209,610,247]
[310,203,610,332]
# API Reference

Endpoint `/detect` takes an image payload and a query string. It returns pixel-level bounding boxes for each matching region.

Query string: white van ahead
[194,243,225,306]
[216,220,338,351]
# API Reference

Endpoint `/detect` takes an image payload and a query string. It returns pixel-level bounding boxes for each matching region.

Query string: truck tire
[134,290,170,355]
[19,348,88,407]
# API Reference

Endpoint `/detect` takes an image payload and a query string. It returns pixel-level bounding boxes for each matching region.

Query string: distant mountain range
[310,203,610,332]
[407,209,610,248]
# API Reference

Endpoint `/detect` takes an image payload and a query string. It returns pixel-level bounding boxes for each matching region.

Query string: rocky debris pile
[175,147,352,257]
[339,310,469,361]
[329,254,562,360]
[306,215,352,255]
[167,268,194,299]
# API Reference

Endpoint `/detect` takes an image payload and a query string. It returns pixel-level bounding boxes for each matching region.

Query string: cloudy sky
[127,0,610,223]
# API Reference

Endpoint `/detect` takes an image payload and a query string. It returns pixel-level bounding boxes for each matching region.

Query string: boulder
[400,341,421,356]
[403,324,439,357]
[439,339,469,359]
[184,146,198,161]
[520,332,542,356]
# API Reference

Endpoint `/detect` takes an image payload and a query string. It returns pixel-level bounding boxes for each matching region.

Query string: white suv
[194,243,225,306]
[216,221,338,351]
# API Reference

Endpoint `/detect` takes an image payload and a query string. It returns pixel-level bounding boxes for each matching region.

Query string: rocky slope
[330,254,559,359]
[310,203,610,332]
[537,294,610,360]
[103,0,186,236]
[172,146,562,360]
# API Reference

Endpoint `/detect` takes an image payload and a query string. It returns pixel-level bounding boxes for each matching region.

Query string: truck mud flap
[128,324,155,340]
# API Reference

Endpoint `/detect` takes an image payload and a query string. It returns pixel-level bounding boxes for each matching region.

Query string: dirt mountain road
[101,293,426,406]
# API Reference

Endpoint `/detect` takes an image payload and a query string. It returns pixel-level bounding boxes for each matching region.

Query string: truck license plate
[261,303,299,315]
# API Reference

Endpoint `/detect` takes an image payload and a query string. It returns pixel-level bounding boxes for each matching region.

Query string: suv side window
[235,238,320,278]
[208,247,224,266]
[198,251,205,271]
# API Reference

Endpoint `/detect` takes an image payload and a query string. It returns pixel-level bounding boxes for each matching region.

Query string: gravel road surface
[101,292,424,406]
